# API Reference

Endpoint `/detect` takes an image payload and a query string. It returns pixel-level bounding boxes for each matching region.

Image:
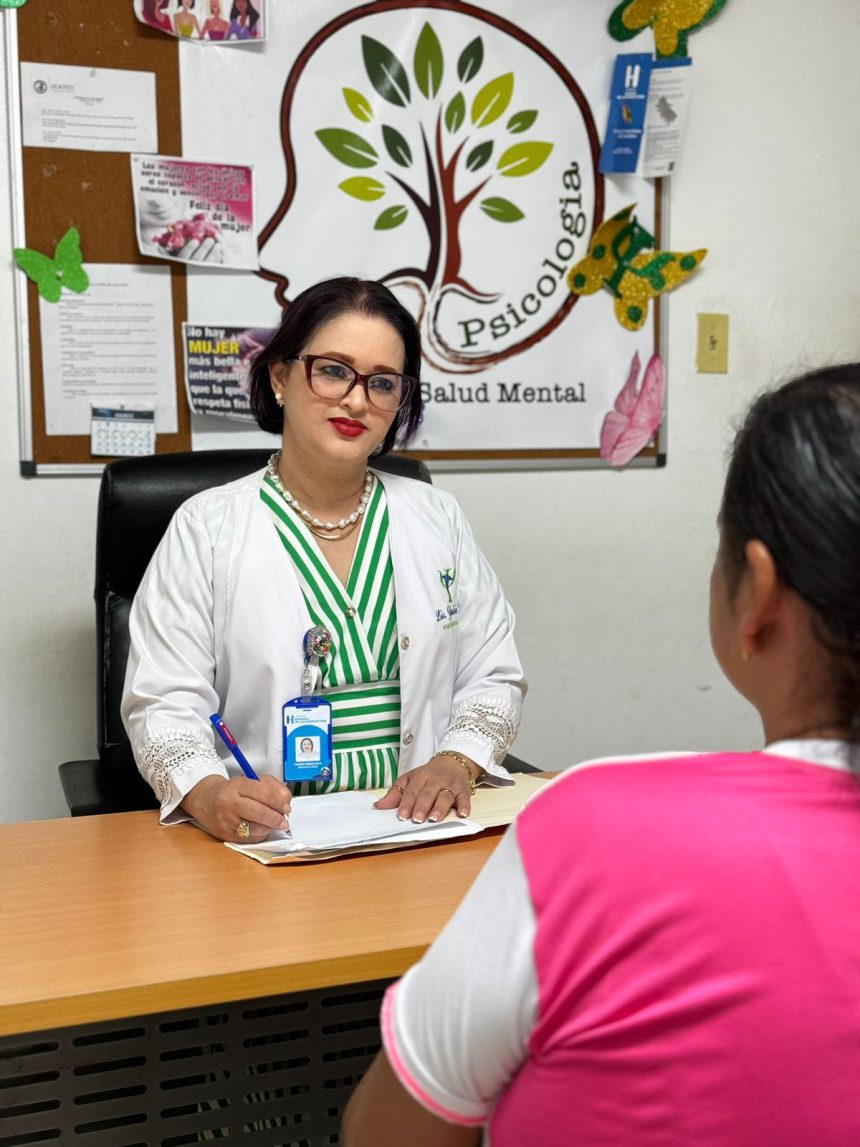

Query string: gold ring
[439,787,459,801]
[394,784,407,795]
[235,819,250,840]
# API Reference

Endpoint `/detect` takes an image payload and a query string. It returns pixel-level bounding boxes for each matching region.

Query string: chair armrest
[500,751,538,775]
[59,759,159,816]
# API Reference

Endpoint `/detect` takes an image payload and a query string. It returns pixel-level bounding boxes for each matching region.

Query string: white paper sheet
[40,264,178,436]
[20,62,157,153]
[231,789,482,857]
[641,59,693,178]
[223,775,551,864]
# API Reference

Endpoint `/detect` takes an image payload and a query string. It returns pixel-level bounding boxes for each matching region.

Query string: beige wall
[2,4,859,821]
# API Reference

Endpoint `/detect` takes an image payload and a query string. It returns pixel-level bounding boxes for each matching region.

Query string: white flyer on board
[20,62,157,153]
[40,264,177,436]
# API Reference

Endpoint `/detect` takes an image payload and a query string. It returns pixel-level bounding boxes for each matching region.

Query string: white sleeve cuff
[382,984,487,1126]
[438,695,520,773]
[382,826,538,1122]
[436,743,515,787]
[137,726,228,822]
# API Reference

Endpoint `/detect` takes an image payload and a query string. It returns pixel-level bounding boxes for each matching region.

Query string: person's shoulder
[523,749,781,830]
[372,464,435,493]
[520,751,719,820]
[568,749,709,781]
[174,467,265,530]
[373,466,462,518]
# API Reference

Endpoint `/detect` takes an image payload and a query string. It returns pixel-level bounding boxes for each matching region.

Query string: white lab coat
[122,467,526,821]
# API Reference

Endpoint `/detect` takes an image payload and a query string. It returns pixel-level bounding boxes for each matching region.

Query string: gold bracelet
[437,750,479,795]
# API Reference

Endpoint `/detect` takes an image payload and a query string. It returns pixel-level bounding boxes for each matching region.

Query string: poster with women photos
[134,0,266,43]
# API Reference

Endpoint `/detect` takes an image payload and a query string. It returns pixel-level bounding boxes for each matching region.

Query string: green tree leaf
[339,176,386,201]
[497,140,554,176]
[471,73,514,128]
[362,36,411,107]
[457,37,484,83]
[507,109,537,134]
[444,91,466,133]
[316,128,379,168]
[414,23,443,99]
[465,140,493,172]
[480,197,525,223]
[382,125,412,167]
[343,88,373,123]
[375,205,408,230]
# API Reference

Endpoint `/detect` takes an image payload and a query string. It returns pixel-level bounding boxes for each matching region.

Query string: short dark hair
[248,277,424,455]
[720,364,860,761]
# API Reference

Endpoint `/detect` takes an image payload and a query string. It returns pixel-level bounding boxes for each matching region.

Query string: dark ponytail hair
[720,364,860,766]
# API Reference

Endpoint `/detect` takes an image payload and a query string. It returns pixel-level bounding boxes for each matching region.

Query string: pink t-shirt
[384,744,860,1145]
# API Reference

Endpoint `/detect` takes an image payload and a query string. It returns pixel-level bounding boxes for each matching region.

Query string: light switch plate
[696,313,729,373]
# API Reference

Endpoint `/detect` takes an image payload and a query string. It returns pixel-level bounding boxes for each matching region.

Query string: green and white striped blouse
[260,472,401,794]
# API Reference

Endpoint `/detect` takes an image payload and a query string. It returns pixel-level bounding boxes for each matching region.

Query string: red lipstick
[329,418,366,438]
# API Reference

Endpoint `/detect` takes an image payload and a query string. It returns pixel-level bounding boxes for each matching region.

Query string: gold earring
[740,648,751,662]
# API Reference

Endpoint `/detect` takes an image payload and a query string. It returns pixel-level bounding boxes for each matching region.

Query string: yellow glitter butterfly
[566,205,706,331]
[609,0,728,59]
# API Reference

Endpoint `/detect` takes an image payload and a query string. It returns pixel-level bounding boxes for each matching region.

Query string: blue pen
[210,714,292,840]
[210,714,259,780]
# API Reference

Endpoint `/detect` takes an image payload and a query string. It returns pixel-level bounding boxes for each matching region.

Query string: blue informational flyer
[599,53,653,175]
[600,53,693,177]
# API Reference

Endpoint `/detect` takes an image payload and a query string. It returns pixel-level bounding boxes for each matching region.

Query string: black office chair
[60,449,532,815]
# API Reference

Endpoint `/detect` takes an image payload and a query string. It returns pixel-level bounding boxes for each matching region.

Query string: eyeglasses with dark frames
[287,354,415,413]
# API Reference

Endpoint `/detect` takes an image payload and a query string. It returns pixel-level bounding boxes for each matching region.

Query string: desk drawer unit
[0,977,393,1146]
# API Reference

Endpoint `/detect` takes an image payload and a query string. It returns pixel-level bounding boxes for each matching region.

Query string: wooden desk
[1,811,503,1038]
[0,811,506,1145]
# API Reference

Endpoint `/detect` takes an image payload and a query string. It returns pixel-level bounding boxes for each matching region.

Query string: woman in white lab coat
[122,277,525,843]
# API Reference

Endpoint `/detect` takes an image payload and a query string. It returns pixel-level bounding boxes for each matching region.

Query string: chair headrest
[96,448,431,598]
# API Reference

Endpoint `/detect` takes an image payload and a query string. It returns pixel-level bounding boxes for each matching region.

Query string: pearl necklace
[267,452,373,540]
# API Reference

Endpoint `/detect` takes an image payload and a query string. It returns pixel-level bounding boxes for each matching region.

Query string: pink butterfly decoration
[600,351,665,467]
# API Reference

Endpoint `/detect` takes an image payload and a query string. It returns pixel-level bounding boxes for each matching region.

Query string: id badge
[282,695,333,783]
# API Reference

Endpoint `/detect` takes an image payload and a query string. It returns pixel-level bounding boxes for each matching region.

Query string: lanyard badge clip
[301,625,332,695]
[284,626,334,783]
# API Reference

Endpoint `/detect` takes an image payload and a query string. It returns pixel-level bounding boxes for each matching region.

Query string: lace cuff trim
[139,727,222,804]
[439,698,519,765]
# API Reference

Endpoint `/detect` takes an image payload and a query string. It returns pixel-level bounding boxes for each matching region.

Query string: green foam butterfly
[13,226,90,303]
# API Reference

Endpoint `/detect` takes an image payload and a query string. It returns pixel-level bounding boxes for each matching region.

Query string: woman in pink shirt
[344,364,860,1146]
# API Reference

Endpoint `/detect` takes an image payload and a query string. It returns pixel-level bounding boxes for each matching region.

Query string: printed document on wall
[20,62,157,153]
[40,264,177,436]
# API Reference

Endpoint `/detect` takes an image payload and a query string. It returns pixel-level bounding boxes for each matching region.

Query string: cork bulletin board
[8,3,191,471]
[7,1,667,473]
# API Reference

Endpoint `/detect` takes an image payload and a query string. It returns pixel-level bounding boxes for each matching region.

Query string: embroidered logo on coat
[439,567,456,602]
[436,568,459,629]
